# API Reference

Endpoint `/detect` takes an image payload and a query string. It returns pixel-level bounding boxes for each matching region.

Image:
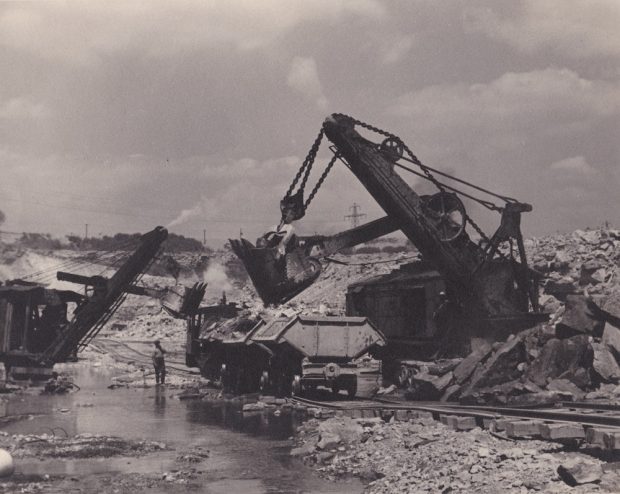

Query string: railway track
[289,395,620,449]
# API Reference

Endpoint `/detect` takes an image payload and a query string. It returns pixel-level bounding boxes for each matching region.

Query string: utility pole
[345,203,366,228]
[84,223,88,239]
[203,229,207,246]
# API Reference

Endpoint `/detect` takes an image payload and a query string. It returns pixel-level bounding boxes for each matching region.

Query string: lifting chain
[332,113,446,194]
[304,153,338,209]
[283,114,510,242]
[464,213,491,246]
[284,128,324,200]
[331,113,518,258]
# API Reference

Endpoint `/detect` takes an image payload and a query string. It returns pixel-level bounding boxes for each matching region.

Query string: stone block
[505,420,542,438]
[482,418,494,429]
[603,431,620,451]
[415,411,434,423]
[585,427,617,447]
[349,409,363,419]
[492,418,510,431]
[540,423,585,440]
[395,410,409,421]
[449,416,476,431]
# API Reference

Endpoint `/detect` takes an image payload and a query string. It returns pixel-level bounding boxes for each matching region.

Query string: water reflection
[183,399,303,439]
[0,366,362,493]
[154,387,166,417]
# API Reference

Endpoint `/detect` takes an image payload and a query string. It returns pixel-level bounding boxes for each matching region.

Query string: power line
[2,197,348,225]
[344,203,366,228]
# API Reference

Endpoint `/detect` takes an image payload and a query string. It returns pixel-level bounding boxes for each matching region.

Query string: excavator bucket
[229,238,321,305]
[161,282,207,317]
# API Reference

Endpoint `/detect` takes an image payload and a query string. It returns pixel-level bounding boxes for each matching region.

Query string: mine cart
[250,315,386,397]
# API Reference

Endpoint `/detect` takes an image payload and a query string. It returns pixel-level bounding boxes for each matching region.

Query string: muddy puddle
[0,364,363,493]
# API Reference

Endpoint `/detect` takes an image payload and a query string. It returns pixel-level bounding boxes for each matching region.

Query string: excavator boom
[233,114,539,323]
[39,226,168,365]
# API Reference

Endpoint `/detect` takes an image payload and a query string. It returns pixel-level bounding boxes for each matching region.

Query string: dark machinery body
[0,226,168,376]
[231,114,545,354]
[191,113,549,396]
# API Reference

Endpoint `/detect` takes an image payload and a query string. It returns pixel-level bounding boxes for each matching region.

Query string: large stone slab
[406,371,453,400]
[546,378,586,400]
[526,335,593,388]
[556,295,604,338]
[558,459,603,486]
[453,349,489,384]
[465,337,526,391]
[592,342,620,383]
[602,322,620,357]
[540,423,585,440]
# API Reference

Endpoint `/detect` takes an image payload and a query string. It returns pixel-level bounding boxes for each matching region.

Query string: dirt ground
[293,415,620,493]
[1,226,619,492]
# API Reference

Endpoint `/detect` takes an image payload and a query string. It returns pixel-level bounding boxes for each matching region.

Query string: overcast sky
[1,0,619,244]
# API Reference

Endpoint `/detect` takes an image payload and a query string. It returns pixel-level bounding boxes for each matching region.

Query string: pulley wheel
[379,137,404,161]
[425,192,466,242]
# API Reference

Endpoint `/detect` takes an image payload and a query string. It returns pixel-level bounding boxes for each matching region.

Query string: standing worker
[152,340,166,385]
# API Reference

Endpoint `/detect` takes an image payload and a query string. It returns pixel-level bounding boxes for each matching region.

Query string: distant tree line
[17,232,207,253]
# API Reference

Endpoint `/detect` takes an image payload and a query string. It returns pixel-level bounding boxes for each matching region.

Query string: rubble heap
[528,228,620,302]
[292,416,619,493]
[399,294,620,405]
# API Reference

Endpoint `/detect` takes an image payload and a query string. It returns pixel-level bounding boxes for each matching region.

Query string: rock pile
[527,228,619,302]
[400,294,620,405]
[292,415,618,493]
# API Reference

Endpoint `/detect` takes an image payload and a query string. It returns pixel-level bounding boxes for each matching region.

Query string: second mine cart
[250,315,386,397]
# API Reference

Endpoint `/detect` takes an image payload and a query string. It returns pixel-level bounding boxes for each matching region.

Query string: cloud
[0,97,50,119]
[388,68,620,139]
[381,34,414,64]
[549,156,597,175]
[202,156,299,181]
[286,56,328,111]
[0,1,386,65]
[464,1,620,59]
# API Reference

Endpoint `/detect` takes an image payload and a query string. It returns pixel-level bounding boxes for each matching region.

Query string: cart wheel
[259,371,269,392]
[347,381,357,398]
[291,375,301,396]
